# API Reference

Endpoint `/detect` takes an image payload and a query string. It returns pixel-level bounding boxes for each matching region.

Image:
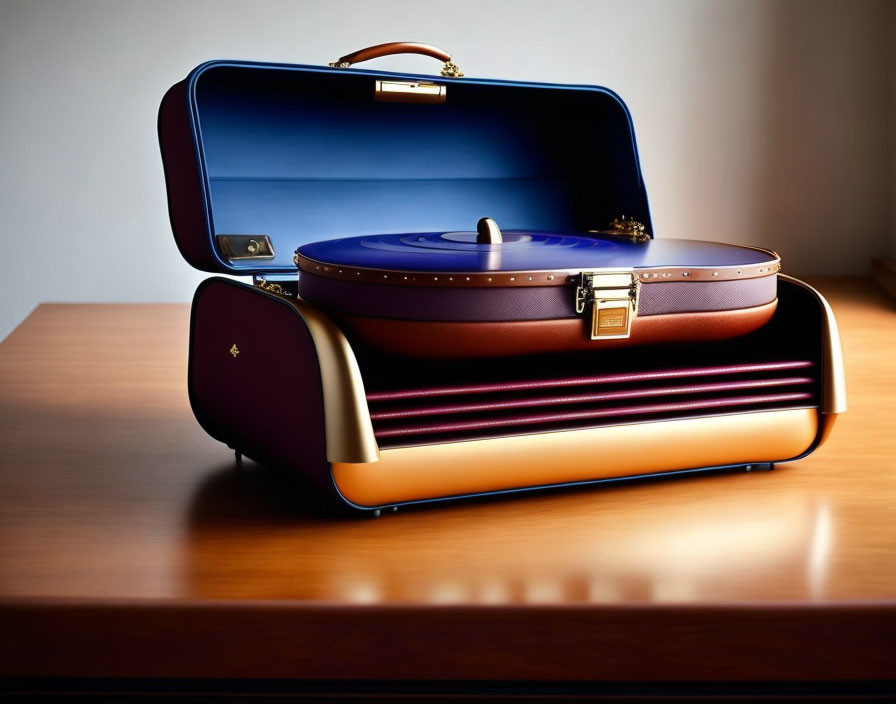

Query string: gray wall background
[1,0,893,342]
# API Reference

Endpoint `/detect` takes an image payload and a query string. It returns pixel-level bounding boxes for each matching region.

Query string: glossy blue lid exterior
[174,60,652,274]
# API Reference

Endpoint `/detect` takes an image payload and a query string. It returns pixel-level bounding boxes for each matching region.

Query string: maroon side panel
[158,80,219,272]
[189,278,336,499]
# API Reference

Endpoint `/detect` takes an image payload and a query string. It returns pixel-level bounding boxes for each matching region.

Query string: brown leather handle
[330,42,463,77]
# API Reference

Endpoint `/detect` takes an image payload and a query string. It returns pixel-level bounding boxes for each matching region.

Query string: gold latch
[374,80,446,104]
[575,271,640,340]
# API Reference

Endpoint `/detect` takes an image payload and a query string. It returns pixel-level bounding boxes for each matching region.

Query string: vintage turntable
[295,216,781,358]
[159,43,844,512]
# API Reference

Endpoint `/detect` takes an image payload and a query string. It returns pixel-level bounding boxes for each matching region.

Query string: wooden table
[1,277,895,700]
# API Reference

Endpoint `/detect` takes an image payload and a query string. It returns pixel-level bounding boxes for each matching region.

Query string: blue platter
[297,231,777,274]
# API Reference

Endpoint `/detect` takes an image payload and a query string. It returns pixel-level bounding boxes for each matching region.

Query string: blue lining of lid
[183,60,651,274]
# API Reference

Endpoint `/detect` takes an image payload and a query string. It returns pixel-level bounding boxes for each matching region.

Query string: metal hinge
[575,271,640,340]
[255,278,293,297]
[217,234,275,261]
[587,215,650,244]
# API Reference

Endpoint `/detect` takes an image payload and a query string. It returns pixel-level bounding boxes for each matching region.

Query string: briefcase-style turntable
[159,43,845,513]
[295,222,782,358]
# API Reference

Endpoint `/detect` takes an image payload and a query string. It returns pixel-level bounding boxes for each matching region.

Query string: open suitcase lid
[158,43,652,275]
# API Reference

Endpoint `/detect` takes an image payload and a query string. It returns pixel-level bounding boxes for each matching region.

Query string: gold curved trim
[332,408,818,507]
[779,275,847,415]
[284,297,379,464]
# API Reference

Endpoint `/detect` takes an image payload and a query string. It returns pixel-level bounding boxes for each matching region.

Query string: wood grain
[0,279,895,681]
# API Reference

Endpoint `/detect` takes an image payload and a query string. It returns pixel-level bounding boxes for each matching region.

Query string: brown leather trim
[331,408,818,507]
[335,299,777,358]
[297,254,780,288]
[334,42,452,67]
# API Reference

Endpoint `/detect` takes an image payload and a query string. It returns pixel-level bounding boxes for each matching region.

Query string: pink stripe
[373,392,814,438]
[370,376,815,420]
[366,361,815,402]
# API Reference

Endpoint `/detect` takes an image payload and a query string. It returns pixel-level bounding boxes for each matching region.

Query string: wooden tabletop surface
[1,277,895,683]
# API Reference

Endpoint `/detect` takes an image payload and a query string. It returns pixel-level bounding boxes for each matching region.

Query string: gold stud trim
[295,253,781,289]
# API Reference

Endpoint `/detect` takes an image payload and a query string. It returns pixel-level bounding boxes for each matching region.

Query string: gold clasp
[576,271,640,340]
[374,80,446,104]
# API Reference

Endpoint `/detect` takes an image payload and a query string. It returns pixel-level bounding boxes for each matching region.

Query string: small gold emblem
[598,307,627,330]
[595,306,630,337]
[229,344,240,358]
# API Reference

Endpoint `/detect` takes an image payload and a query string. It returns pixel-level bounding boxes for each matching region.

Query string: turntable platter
[297,229,776,276]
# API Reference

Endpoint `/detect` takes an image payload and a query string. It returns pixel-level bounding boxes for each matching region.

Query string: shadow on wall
[677,0,889,276]
[752,0,889,275]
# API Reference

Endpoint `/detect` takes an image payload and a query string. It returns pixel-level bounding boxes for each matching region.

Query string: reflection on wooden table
[186,462,830,604]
